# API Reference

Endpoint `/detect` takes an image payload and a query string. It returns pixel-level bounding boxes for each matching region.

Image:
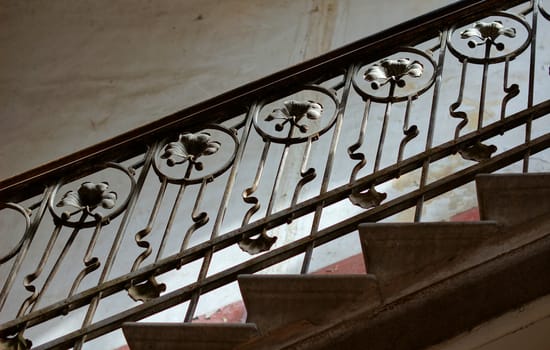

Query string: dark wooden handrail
[0,0,524,202]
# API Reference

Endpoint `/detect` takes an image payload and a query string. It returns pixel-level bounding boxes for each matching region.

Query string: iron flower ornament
[265,100,323,133]
[364,58,424,89]
[460,20,516,50]
[161,131,221,170]
[0,332,32,350]
[57,182,117,218]
[127,277,167,303]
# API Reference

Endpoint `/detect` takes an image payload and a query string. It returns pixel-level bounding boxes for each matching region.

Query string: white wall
[0,0,457,180]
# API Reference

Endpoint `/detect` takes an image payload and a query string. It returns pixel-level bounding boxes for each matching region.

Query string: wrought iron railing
[1,0,550,348]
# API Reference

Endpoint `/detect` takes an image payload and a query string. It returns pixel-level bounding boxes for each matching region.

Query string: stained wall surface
[0,0,457,180]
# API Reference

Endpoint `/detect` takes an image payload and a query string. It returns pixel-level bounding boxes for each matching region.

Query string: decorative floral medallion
[49,163,136,228]
[57,182,117,219]
[364,58,424,89]
[161,131,221,170]
[352,47,437,102]
[460,20,516,50]
[265,100,323,133]
[253,86,339,144]
[447,13,531,64]
[154,126,238,184]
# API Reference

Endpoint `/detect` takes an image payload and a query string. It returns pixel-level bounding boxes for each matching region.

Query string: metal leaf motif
[265,100,323,133]
[365,58,424,89]
[238,232,277,255]
[461,21,516,50]
[127,277,166,303]
[349,186,387,209]
[0,333,32,350]
[161,132,221,168]
[458,142,497,162]
[56,182,117,211]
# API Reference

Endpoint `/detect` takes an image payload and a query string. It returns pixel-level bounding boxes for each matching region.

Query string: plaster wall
[0,0,457,180]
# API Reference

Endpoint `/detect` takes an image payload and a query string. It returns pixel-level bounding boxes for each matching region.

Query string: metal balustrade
[1,0,550,348]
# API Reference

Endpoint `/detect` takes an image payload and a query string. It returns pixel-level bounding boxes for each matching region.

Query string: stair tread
[123,173,550,350]
[261,232,550,350]
[122,322,259,350]
[238,274,381,334]
[359,221,500,299]
[477,173,550,226]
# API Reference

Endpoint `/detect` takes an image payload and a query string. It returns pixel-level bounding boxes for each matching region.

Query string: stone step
[476,173,550,226]
[122,322,259,350]
[359,221,500,300]
[273,232,550,350]
[238,274,381,335]
[123,173,550,349]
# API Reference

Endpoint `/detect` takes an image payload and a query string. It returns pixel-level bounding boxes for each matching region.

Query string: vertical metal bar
[211,107,258,239]
[264,128,294,217]
[397,96,414,163]
[238,117,294,253]
[155,183,186,261]
[101,144,159,280]
[414,30,448,222]
[180,178,209,252]
[451,59,469,140]
[524,0,538,172]
[500,57,515,122]
[68,220,102,350]
[29,212,88,313]
[155,163,193,262]
[374,85,395,172]
[17,222,63,317]
[477,43,492,131]
[349,98,371,182]
[183,104,258,322]
[290,136,315,207]
[183,250,212,322]
[301,67,355,274]
[68,220,103,298]
[131,177,168,272]
[242,141,271,225]
[0,188,53,313]
[73,145,158,349]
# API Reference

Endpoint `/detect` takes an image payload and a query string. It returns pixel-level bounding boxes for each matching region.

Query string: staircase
[122,173,550,349]
[2,1,550,349]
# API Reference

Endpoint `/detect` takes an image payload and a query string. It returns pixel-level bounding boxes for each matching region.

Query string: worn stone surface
[292,229,550,350]
[476,173,550,226]
[122,322,258,350]
[238,274,381,334]
[359,221,500,300]
[239,213,550,350]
